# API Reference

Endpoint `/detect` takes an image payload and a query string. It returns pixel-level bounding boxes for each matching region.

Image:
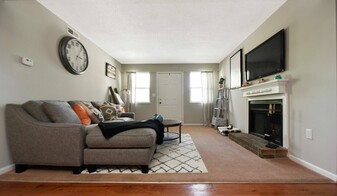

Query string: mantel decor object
[219,77,225,88]
[259,78,267,83]
[275,75,282,79]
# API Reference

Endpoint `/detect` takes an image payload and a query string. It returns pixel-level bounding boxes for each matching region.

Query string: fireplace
[240,79,289,148]
[249,99,283,146]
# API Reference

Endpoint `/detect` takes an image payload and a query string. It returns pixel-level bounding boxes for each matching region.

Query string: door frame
[156,72,184,123]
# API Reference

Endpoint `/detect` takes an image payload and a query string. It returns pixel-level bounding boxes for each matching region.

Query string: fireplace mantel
[240,79,288,97]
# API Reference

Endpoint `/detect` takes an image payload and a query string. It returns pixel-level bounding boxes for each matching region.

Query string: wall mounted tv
[245,29,285,81]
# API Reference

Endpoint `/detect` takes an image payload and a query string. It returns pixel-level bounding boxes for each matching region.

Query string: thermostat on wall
[67,25,79,39]
[21,57,34,67]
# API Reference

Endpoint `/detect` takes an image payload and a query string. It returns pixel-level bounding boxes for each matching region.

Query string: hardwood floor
[0,182,336,195]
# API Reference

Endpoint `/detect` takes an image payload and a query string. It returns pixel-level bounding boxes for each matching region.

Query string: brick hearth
[228,133,288,158]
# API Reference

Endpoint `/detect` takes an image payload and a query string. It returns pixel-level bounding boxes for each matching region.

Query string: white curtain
[201,71,214,126]
[126,72,136,112]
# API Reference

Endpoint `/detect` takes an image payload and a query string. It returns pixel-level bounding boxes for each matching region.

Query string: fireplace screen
[249,99,283,146]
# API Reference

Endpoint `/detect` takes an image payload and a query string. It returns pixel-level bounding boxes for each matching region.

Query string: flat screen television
[245,29,285,81]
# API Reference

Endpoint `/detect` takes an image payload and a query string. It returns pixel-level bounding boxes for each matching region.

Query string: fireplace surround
[240,79,289,148]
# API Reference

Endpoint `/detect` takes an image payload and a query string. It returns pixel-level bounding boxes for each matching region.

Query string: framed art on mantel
[106,62,116,79]
[230,49,242,89]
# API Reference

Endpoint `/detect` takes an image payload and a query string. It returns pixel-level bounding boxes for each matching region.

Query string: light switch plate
[306,128,313,140]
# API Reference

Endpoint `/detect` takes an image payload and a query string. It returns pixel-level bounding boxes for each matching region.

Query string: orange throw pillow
[120,106,125,113]
[73,103,91,125]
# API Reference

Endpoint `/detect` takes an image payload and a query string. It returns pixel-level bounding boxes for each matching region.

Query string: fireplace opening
[249,99,283,146]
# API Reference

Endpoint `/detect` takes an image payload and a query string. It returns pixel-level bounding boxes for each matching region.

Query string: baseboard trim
[0,164,14,175]
[288,154,337,182]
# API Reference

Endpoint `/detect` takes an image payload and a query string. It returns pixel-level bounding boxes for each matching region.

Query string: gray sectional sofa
[5,100,157,174]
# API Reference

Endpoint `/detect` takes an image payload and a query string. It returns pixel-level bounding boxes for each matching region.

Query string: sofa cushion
[86,125,156,148]
[43,101,81,124]
[73,103,91,125]
[22,101,51,122]
[82,101,104,123]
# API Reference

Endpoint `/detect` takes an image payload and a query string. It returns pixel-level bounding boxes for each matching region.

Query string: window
[190,72,214,103]
[190,72,202,103]
[131,72,150,103]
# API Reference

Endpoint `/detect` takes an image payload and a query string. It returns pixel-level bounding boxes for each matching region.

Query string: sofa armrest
[5,104,85,166]
[119,112,135,119]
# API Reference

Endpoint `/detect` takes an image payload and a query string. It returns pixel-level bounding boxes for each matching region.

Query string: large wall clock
[58,36,89,75]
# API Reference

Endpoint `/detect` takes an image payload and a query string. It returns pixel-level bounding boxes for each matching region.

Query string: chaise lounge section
[85,125,156,173]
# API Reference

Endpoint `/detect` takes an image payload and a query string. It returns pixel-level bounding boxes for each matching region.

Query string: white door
[157,72,183,121]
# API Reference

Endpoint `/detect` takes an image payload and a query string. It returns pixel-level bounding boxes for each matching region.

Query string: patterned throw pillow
[72,103,91,125]
[104,101,125,116]
[81,101,104,123]
[100,105,118,121]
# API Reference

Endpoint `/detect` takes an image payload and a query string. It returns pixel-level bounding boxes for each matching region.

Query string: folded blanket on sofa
[98,119,164,144]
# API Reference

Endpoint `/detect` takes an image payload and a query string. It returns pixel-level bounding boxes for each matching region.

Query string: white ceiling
[37,0,287,64]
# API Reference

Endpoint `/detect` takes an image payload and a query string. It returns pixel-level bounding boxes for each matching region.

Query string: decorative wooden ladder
[211,88,229,127]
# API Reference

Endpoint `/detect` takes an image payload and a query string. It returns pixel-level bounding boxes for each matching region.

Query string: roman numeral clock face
[58,36,89,75]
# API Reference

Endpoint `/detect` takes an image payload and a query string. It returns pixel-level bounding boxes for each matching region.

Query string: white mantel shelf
[240,79,289,97]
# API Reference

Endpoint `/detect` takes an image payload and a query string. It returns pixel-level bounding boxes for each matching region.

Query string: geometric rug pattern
[81,134,208,174]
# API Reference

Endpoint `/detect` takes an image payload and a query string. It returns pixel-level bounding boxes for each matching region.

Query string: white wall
[121,64,219,123]
[0,1,121,169]
[220,0,337,176]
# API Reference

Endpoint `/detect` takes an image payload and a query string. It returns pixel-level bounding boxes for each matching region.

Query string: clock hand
[75,45,83,60]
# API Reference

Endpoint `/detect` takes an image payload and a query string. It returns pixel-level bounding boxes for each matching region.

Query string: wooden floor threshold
[0,182,336,195]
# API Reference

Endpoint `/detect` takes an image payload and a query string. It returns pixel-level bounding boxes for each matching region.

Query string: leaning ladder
[211,88,229,127]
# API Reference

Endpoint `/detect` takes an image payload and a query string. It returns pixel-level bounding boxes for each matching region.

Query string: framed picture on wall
[106,62,116,79]
[230,49,243,89]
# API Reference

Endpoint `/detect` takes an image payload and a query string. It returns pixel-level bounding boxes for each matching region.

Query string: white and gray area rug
[81,134,208,174]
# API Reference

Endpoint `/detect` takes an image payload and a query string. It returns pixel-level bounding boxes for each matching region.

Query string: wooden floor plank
[0,182,336,196]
